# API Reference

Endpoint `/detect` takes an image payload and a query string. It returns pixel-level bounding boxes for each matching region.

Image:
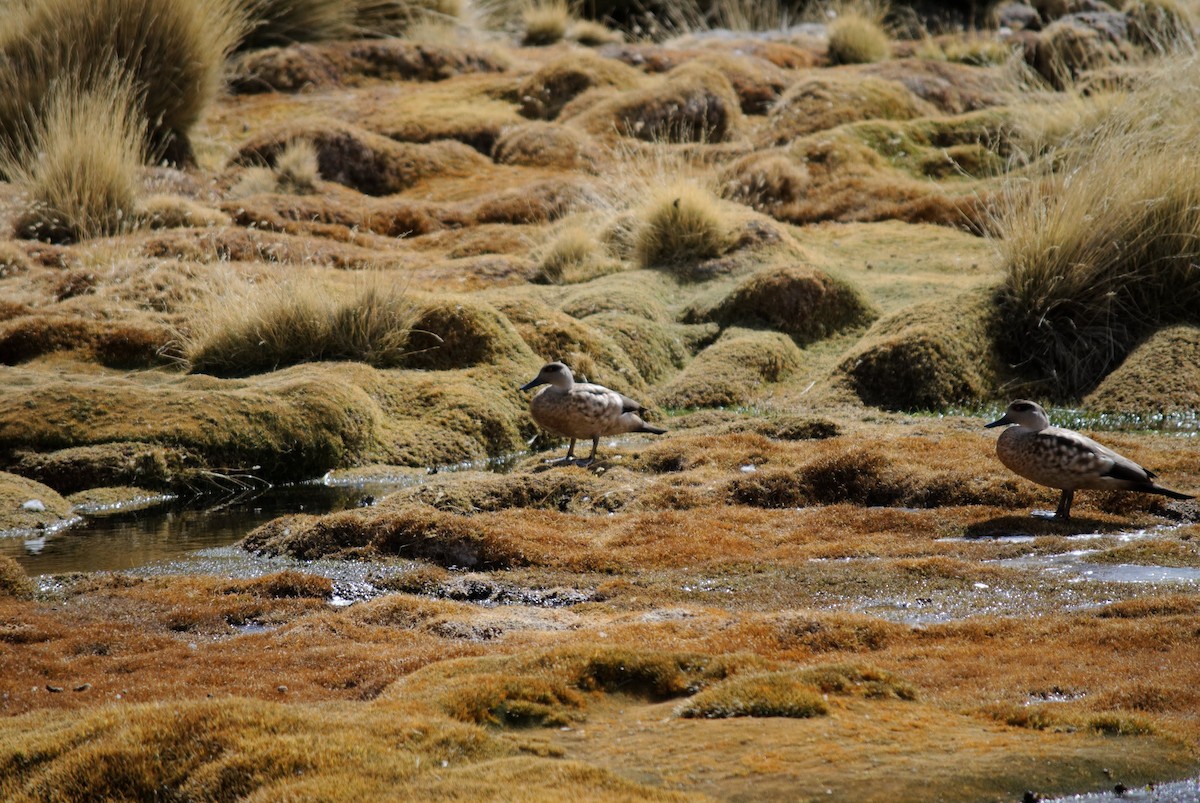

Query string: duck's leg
[1054,489,1074,521]
[549,439,578,465]
[577,437,600,467]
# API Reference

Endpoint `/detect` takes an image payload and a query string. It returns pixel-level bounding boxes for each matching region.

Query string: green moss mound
[492,123,599,172]
[0,555,34,599]
[0,365,385,484]
[11,442,195,494]
[1084,326,1200,413]
[566,62,743,143]
[689,265,877,346]
[677,671,828,719]
[232,119,489,196]
[840,288,1002,411]
[401,297,533,371]
[491,295,649,395]
[760,73,935,146]
[656,328,803,409]
[0,471,73,534]
[517,51,641,120]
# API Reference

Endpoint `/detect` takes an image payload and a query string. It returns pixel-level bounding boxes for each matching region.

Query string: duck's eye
[1013,402,1032,412]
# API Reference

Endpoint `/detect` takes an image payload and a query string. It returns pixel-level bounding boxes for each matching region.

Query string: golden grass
[2,72,144,244]
[1125,0,1196,55]
[993,56,1200,397]
[826,6,892,65]
[634,183,734,272]
[235,0,353,47]
[0,0,245,164]
[533,224,614,284]
[676,670,829,719]
[182,274,418,376]
[521,0,570,45]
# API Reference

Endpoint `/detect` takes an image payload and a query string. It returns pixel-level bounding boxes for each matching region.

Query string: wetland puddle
[0,475,423,576]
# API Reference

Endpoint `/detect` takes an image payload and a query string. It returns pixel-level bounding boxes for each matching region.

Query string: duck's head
[985,400,1051,431]
[520,361,574,392]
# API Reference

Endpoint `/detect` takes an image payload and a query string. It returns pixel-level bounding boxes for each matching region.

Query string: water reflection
[0,480,413,576]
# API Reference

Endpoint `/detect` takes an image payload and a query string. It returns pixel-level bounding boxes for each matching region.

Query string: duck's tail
[1147,484,1195,501]
[637,424,667,435]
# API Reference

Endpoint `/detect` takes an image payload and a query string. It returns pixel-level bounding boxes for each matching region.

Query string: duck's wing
[1044,426,1154,484]
[574,382,643,413]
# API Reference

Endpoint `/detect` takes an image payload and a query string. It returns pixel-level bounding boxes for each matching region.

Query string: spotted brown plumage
[985,400,1193,520]
[520,362,666,465]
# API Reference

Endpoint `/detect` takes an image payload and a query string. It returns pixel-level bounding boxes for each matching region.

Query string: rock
[20,499,45,512]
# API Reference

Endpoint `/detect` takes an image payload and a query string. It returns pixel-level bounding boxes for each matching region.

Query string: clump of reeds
[183,275,418,376]
[0,0,245,165]
[826,2,891,65]
[992,56,1200,398]
[2,72,145,244]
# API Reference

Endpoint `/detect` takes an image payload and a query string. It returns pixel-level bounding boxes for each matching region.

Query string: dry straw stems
[2,72,145,244]
[0,0,245,164]
[994,55,1200,397]
[183,274,418,376]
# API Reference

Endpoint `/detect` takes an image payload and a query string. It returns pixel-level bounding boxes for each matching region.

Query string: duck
[985,400,1193,520]
[520,362,666,465]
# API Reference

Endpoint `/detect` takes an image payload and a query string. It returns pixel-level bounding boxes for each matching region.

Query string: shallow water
[0,478,419,576]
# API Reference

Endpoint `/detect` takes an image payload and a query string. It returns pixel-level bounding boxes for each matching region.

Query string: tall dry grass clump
[236,0,464,45]
[0,0,245,165]
[993,57,1200,397]
[2,73,145,243]
[236,0,353,47]
[826,3,891,65]
[183,275,418,376]
[1125,0,1196,55]
[635,183,734,272]
[521,0,570,45]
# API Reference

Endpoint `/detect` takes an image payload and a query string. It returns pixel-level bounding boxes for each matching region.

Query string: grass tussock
[533,225,614,284]
[635,184,735,273]
[522,0,570,46]
[993,57,1200,398]
[826,5,892,65]
[3,73,144,244]
[1125,0,1196,55]
[235,0,352,47]
[0,0,245,165]
[183,276,419,376]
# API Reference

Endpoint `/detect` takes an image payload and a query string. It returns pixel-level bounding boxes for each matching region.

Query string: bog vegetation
[3,0,1200,800]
